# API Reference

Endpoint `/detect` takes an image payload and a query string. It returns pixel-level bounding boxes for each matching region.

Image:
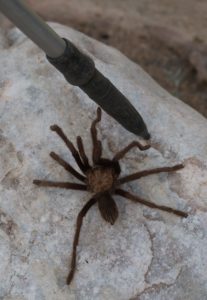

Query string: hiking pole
[0,0,150,139]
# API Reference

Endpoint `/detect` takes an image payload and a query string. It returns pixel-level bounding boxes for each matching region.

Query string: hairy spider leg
[67,197,97,285]
[76,136,91,170]
[113,141,151,161]
[90,107,102,164]
[33,180,87,190]
[119,164,184,184]
[50,125,88,173]
[50,151,86,182]
[115,189,188,218]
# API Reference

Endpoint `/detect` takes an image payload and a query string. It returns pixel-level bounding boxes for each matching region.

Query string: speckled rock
[0,23,207,300]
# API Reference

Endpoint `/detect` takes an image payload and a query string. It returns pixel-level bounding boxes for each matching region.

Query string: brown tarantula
[33,107,187,285]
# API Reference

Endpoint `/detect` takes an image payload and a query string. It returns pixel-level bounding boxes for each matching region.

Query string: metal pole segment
[0,0,65,57]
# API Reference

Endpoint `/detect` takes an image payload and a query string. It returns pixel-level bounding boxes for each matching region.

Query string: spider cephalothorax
[33,107,188,285]
[86,161,120,194]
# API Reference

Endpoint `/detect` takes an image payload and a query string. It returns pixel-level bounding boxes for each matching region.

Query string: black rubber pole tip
[47,38,151,139]
[140,130,151,140]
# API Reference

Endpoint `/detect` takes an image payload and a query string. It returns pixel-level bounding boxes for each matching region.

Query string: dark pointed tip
[125,122,151,140]
[177,164,185,170]
[50,124,59,131]
[178,211,188,218]
[132,126,150,140]
[140,130,151,140]
[124,111,151,140]
[33,180,40,185]
[50,151,56,158]
[66,273,73,285]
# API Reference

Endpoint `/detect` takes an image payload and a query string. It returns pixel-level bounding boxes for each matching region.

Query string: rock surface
[0,23,207,300]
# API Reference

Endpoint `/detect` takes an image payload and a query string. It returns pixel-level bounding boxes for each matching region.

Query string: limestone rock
[0,23,207,300]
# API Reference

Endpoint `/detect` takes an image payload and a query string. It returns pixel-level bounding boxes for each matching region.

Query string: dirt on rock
[1,0,207,117]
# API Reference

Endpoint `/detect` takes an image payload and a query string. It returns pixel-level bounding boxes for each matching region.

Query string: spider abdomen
[86,167,117,193]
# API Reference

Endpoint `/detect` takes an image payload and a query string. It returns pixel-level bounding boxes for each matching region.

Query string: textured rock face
[0,23,207,300]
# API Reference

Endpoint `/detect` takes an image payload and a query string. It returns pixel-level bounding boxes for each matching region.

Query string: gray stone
[0,23,207,300]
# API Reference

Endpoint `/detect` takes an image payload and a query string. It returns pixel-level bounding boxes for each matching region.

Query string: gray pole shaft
[0,0,65,57]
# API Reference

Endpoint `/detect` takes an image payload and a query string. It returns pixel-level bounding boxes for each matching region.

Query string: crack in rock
[132,268,182,300]
[143,223,155,284]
